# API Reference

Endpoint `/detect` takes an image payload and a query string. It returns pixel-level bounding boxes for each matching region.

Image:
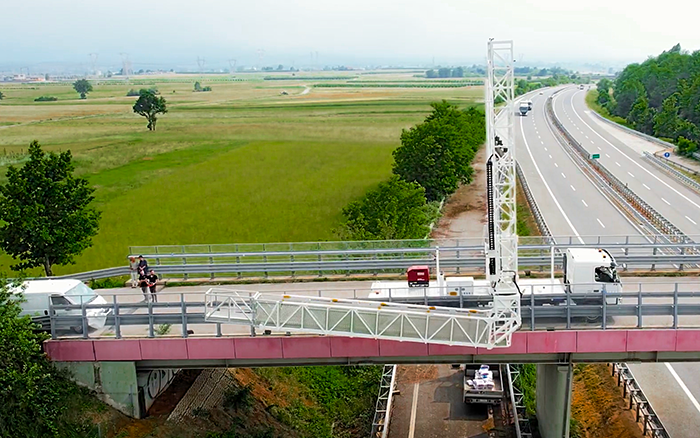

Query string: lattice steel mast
[485,40,521,345]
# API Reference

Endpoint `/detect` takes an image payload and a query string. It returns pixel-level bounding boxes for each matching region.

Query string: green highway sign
[591,153,600,159]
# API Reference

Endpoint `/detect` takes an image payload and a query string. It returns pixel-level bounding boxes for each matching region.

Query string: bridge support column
[56,361,178,419]
[536,363,573,438]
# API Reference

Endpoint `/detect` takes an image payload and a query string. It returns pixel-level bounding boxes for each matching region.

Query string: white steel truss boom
[204,290,517,348]
[485,39,522,339]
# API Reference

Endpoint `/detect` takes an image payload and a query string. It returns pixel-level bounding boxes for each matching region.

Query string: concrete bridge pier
[536,363,573,438]
[56,361,178,418]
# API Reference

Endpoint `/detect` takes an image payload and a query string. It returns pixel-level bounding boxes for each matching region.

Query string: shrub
[155,323,172,336]
[34,96,58,102]
[223,384,253,411]
[126,89,140,96]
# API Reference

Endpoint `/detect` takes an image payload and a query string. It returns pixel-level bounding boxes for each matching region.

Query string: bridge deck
[45,329,700,369]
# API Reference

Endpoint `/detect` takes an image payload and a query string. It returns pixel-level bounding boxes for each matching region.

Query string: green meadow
[0,73,483,274]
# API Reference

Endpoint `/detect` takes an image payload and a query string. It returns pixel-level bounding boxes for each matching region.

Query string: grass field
[0,74,483,274]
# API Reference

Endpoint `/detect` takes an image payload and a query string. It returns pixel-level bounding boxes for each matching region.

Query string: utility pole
[119,53,132,77]
[88,53,99,75]
[228,58,237,73]
[256,49,265,70]
[197,56,206,72]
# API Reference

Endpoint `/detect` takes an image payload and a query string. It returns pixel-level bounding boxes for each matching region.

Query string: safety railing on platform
[369,364,397,438]
[611,363,670,438]
[46,280,700,340]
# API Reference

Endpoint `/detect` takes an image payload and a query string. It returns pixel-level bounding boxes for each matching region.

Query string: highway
[554,87,700,236]
[516,85,700,438]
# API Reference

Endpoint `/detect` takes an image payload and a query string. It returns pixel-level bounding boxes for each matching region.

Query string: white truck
[518,101,530,116]
[369,247,622,307]
[12,279,110,332]
[463,364,504,404]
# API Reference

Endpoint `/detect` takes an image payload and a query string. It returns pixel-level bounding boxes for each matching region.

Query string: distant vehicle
[579,84,584,90]
[12,279,110,332]
[463,364,504,404]
[519,102,530,116]
[539,91,544,95]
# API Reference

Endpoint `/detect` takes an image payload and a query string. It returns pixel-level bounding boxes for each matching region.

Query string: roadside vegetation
[595,43,700,158]
[339,100,485,240]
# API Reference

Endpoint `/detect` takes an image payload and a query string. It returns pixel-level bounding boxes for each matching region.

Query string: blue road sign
[664,152,671,158]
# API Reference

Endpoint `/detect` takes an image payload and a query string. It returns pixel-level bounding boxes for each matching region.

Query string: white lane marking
[570,185,576,191]
[597,218,606,228]
[585,135,589,139]
[570,90,700,213]
[582,200,588,207]
[519,113,583,244]
[627,172,634,178]
[665,363,700,415]
[408,382,420,438]
[561,172,567,179]
[615,161,621,167]
[597,146,601,150]
[549,154,552,159]
[643,184,651,190]
[541,140,544,145]
[662,198,670,205]
[554,162,559,167]
[687,216,698,225]
[544,147,548,151]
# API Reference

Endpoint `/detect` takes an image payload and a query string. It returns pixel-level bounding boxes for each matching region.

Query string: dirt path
[431,146,487,243]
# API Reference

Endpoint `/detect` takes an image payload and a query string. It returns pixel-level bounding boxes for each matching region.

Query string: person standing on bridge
[146,269,159,303]
[137,255,149,277]
[128,256,139,288]
[138,271,151,302]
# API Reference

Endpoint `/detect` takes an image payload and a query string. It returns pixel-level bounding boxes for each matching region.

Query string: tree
[425,69,437,78]
[596,78,613,106]
[451,67,464,78]
[437,67,451,78]
[0,91,5,100]
[0,279,94,437]
[194,81,202,92]
[677,136,698,157]
[0,141,101,276]
[340,176,432,240]
[72,79,92,99]
[393,101,485,201]
[133,89,167,131]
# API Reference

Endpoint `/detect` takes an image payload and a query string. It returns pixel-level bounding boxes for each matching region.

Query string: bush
[126,89,140,96]
[340,176,433,240]
[155,323,172,336]
[34,96,58,102]
[223,384,253,411]
[89,276,127,289]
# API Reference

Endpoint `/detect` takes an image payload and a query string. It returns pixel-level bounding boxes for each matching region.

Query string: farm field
[0,72,483,275]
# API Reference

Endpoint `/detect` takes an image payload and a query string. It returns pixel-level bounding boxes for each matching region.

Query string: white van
[13,279,110,332]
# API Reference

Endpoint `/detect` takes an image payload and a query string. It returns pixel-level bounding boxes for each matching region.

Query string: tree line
[339,101,485,240]
[596,44,700,157]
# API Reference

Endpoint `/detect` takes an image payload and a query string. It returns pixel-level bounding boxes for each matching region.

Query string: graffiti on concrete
[137,369,178,412]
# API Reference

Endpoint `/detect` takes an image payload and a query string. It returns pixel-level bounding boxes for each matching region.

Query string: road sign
[664,152,671,158]
[591,153,600,159]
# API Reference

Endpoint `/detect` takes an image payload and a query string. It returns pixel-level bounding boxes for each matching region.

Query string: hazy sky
[3,0,700,70]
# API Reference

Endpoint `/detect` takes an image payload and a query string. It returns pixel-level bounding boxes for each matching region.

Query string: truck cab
[518,102,529,116]
[563,248,622,304]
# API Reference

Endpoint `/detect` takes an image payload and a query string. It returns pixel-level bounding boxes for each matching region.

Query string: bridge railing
[47,280,700,340]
